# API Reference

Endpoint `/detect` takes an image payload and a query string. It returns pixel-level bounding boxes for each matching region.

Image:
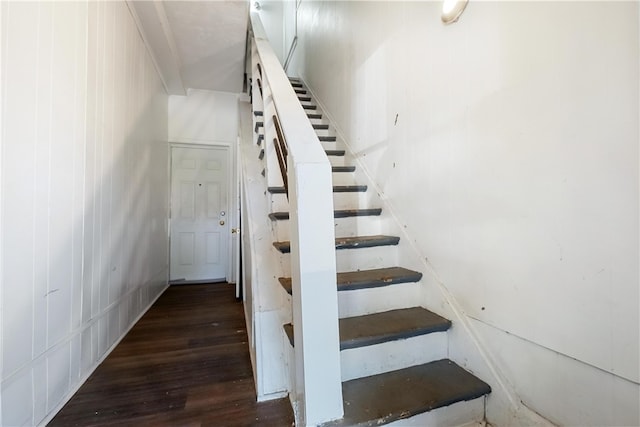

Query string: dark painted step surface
[254,122,263,133]
[291,82,303,88]
[269,208,381,221]
[339,308,451,350]
[257,134,263,145]
[268,185,366,194]
[325,149,345,156]
[253,110,263,116]
[319,136,337,142]
[308,113,323,119]
[303,105,317,110]
[313,124,330,130]
[283,307,451,350]
[273,235,399,254]
[259,149,264,160]
[295,89,307,94]
[322,360,491,427]
[298,96,312,102]
[279,267,423,295]
[333,166,356,173]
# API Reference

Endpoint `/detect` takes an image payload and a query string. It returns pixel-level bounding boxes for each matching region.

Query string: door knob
[219,220,225,226]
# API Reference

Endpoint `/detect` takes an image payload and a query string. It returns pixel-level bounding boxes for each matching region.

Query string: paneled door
[170,146,230,282]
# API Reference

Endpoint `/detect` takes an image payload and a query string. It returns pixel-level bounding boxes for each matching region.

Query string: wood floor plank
[49,283,294,427]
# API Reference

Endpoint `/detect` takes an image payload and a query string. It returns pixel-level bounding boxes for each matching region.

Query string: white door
[170,146,230,282]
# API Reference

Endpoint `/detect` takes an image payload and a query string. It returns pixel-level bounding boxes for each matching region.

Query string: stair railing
[272,114,289,197]
[250,12,343,426]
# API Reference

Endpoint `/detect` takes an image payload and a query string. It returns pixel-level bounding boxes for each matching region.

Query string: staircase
[255,77,491,426]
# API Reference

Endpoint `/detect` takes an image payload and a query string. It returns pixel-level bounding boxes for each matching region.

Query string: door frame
[168,142,239,284]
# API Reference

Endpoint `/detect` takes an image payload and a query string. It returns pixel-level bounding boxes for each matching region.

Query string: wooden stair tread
[325,149,345,156]
[319,135,337,142]
[273,235,399,254]
[283,307,450,350]
[269,208,381,221]
[278,267,423,294]
[291,82,303,88]
[303,104,317,110]
[268,185,366,194]
[322,360,491,427]
[313,124,330,130]
[253,110,263,116]
[339,308,451,349]
[298,96,312,102]
[332,166,356,173]
[308,113,322,119]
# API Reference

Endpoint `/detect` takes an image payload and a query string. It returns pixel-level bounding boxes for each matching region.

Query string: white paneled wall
[0,2,169,426]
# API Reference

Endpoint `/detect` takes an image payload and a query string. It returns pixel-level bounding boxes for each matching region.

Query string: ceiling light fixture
[441,0,469,24]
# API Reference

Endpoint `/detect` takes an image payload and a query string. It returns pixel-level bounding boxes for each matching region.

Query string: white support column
[289,160,343,426]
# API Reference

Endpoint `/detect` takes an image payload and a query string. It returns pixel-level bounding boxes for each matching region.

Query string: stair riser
[337,282,419,318]
[329,173,359,186]
[320,140,344,151]
[385,398,486,427]
[341,332,448,382]
[270,191,368,212]
[273,216,383,241]
[338,245,400,271]
[325,153,351,167]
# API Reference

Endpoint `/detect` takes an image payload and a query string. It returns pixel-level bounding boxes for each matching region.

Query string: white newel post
[289,160,343,426]
[250,11,343,426]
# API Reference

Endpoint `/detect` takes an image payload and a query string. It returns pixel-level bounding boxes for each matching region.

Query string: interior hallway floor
[49,283,295,426]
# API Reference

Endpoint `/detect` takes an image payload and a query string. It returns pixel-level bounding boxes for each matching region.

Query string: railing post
[250,11,343,426]
[289,160,343,426]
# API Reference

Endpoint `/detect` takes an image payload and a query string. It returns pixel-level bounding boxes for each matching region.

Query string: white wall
[255,0,285,64]
[0,2,169,425]
[290,1,639,425]
[169,89,239,145]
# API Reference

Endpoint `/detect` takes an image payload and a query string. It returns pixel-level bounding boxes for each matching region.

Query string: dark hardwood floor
[49,283,294,427]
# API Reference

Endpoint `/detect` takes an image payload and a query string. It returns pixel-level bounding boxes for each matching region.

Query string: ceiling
[129,0,250,95]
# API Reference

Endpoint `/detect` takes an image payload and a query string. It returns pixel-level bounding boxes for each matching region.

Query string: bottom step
[322,360,491,427]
